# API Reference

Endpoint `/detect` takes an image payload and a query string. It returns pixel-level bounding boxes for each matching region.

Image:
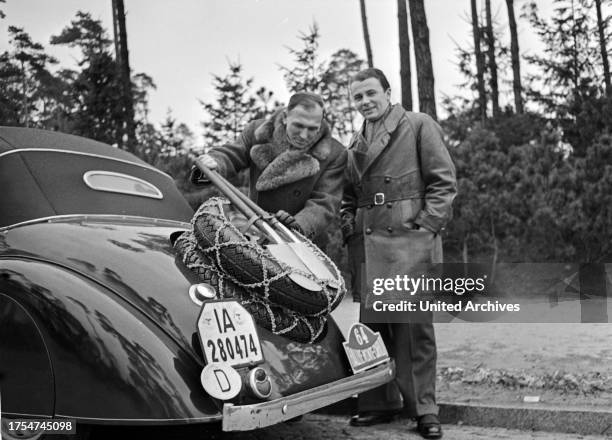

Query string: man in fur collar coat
[342,69,456,439]
[192,92,347,245]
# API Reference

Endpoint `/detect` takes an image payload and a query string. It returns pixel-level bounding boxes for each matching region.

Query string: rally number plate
[343,323,390,374]
[197,300,263,367]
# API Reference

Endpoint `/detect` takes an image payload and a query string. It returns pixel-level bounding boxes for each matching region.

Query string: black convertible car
[0,127,394,439]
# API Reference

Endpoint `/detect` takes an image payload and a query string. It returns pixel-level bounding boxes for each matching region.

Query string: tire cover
[174,231,327,343]
[191,199,343,316]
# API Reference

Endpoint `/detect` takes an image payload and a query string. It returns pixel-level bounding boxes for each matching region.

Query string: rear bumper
[222,360,395,431]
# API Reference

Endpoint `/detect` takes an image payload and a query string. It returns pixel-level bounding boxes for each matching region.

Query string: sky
[2,0,562,143]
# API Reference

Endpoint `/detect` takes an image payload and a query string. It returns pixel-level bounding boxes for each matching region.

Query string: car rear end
[0,127,395,432]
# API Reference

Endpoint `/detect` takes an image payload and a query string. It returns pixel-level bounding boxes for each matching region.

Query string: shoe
[417,414,442,439]
[349,410,399,427]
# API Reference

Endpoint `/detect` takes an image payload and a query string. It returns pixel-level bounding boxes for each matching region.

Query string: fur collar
[250,110,332,191]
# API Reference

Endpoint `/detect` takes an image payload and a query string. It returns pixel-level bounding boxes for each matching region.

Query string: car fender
[0,259,221,424]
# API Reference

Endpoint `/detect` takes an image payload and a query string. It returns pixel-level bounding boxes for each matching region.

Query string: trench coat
[341,104,456,303]
[193,110,347,244]
[341,104,456,417]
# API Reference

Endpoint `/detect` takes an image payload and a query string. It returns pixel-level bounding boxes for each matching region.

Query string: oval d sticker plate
[200,363,242,400]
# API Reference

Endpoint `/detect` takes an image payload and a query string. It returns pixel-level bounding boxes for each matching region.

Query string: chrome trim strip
[222,360,395,431]
[0,148,172,180]
[53,414,222,424]
[3,412,222,424]
[83,170,164,200]
[0,214,190,232]
[0,412,54,418]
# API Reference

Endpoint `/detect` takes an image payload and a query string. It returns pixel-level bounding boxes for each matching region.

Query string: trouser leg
[392,322,438,417]
[356,322,403,412]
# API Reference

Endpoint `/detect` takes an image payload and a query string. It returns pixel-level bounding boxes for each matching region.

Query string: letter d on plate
[200,363,242,400]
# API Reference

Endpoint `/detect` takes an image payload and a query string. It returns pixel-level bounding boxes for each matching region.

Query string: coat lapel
[360,105,406,177]
[348,130,369,177]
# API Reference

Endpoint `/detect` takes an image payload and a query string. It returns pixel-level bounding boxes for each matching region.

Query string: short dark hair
[350,68,391,91]
[287,92,324,112]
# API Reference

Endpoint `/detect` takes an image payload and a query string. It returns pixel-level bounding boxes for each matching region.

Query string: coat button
[365,228,372,235]
[386,202,393,208]
[293,190,301,197]
[387,227,393,233]
[384,177,391,183]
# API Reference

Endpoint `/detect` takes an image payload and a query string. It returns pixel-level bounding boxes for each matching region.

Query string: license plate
[343,323,390,374]
[197,300,263,367]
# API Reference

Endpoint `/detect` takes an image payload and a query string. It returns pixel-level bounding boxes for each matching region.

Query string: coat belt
[357,189,425,207]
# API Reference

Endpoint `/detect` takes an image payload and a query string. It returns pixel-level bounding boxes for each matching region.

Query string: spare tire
[191,198,343,316]
[174,231,327,343]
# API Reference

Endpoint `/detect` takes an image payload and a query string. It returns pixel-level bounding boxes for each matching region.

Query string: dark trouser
[357,321,438,417]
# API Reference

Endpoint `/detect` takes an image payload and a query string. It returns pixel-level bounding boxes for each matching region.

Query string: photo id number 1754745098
[2,419,76,435]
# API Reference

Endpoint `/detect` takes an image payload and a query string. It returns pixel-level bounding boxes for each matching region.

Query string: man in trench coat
[341,68,456,439]
[191,92,347,246]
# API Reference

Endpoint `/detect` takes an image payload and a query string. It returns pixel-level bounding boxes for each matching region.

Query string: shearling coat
[204,111,347,242]
[341,104,457,304]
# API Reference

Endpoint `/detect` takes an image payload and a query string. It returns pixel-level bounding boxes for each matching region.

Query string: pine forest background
[1,0,612,280]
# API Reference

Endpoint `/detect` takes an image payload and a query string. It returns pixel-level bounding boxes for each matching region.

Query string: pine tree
[397,0,413,111]
[322,49,365,140]
[506,0,524,113]
[0,49,23,126]
[523,0,600,109]
[359,0,374,68]
[201,62,278,147]
[50,12,124,145]
[471,0,488,122]
[132,72,157,125]
[3,26,64,128]
[280,23,326,94]
[112,0,136,152]
[594,0,611,96]
[409,0,437,119]
[50,11,112,62]
[523,0,605,153]
[485,0,501,118]
[280,24,365,141]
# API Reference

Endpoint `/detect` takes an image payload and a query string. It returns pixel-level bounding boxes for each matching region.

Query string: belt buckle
[374,193,385,205]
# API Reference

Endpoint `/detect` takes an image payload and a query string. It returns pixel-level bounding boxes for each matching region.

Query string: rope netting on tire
[174,197,346,343]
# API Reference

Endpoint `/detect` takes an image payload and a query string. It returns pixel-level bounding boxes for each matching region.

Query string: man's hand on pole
[275,210,303,234]
[191,154,219,184]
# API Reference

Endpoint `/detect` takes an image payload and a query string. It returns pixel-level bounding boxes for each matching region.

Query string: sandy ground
[331,299,612,409]
[87,414,612,439]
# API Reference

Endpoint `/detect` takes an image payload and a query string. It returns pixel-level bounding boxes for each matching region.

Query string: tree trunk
[20,61,29,127]
[485,0,500,118]
[112,3,121,65]
[112,0,136,153]
[569,0,580,92]
[397,0,413,110]
[595,0,611,97]
[359,0,374,68]
[505,0,523,113]
[409,0,437,120]
[471,0,487,123]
